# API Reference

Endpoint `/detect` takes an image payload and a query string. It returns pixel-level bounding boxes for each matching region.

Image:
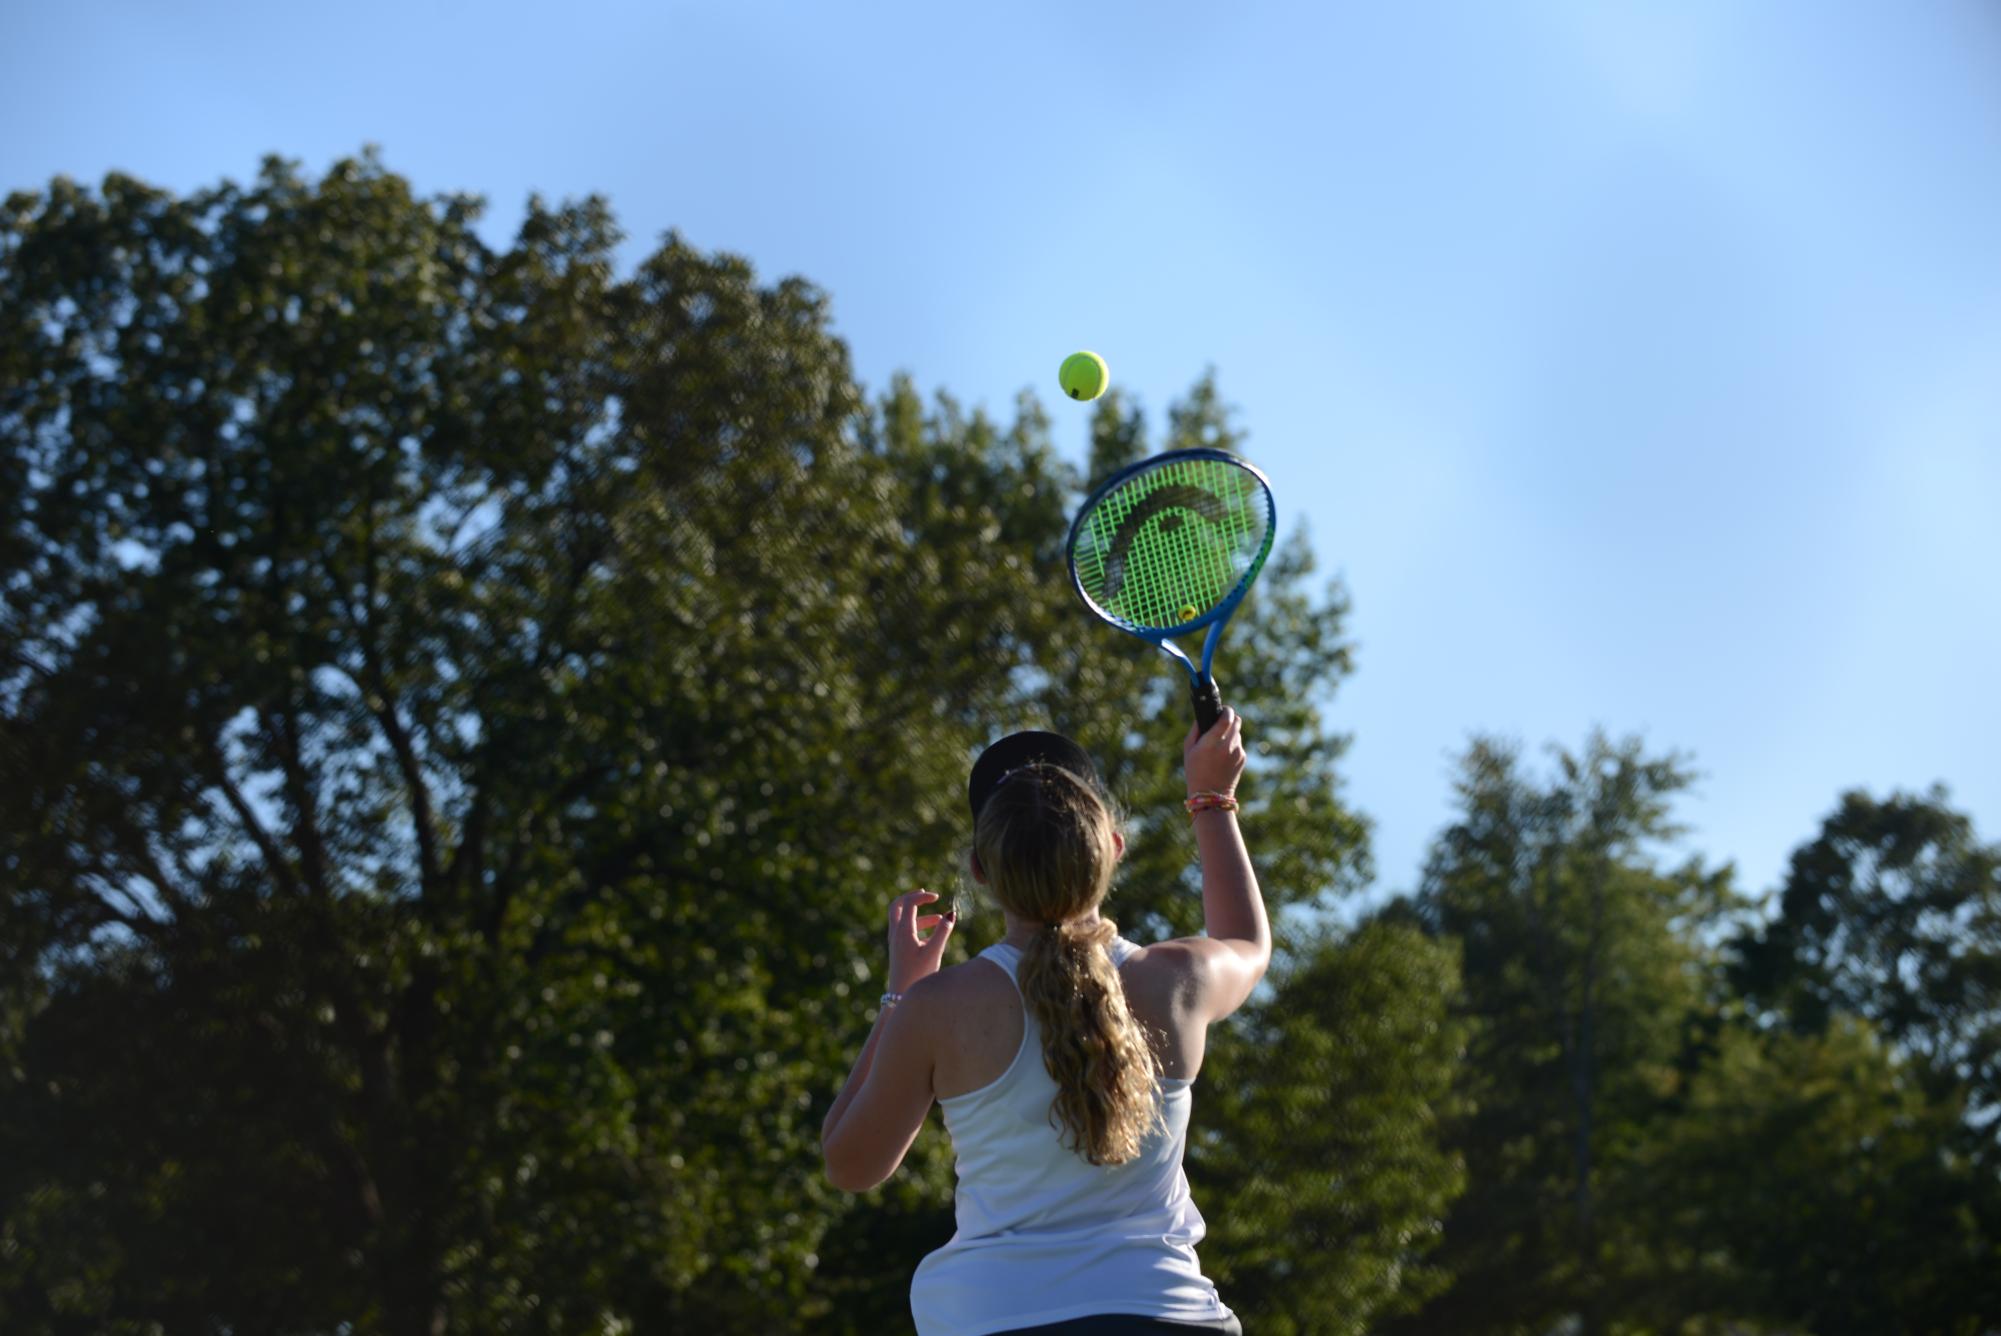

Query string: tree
[1731,787,2001,1136]
[1,154,1391,1331]
[1697,787,2001,1332]
[2,148,912,1333]
[1382,732,1739,1336]
[1630,1015,2000,1334]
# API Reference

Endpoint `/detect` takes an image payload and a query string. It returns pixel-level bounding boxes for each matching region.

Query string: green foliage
[0,154,1382,1332]
[1731,786,2001,1132]
[1631,1016,2000,1334]
[1387,739,2001,1334]
[1698,787,2001,1334]
[1192,921,1468,1334]
[2,147,907,1332]
[1383,732,1742,1336]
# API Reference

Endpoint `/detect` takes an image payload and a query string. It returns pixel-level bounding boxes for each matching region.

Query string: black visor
[968,730,1100,823]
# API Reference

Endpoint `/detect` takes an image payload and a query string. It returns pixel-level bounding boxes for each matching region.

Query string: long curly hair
[972,762,1164,1165]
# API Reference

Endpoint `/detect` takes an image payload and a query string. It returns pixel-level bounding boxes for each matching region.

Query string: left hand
[887,889,956,994]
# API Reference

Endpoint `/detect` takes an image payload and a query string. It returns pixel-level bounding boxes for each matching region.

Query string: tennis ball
[1178,604,1199,624]
[1059,350,1109,402]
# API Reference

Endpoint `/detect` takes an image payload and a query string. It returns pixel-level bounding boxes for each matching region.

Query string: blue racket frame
[1066,447,1277,732]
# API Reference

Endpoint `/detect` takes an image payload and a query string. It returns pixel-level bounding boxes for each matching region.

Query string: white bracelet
[880,991,904,1008]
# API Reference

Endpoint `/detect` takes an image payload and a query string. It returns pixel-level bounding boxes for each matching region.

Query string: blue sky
[7,0,1998,913]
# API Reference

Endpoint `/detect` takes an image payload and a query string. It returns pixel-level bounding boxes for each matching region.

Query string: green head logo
[1096,484,1238,628]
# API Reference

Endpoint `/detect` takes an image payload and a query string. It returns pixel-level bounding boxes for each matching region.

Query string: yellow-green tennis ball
[1060,351,1109,401]
[1179,604,1199,623]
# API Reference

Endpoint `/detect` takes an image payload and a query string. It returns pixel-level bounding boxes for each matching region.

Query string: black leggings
[997,1316,1243,1335]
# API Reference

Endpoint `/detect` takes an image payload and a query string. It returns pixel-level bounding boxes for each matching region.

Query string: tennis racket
[1066,447,1277,733]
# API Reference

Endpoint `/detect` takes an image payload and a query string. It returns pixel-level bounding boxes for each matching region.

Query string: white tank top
[908,938,1235,1335]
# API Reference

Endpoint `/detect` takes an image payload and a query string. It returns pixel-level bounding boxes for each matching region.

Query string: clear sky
[8,0,1999,913]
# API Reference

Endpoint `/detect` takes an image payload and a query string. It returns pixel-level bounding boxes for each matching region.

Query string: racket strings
[1077,456,1268,630]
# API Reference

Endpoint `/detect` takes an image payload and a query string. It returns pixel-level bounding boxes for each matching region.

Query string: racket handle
[1191,677,1223,736]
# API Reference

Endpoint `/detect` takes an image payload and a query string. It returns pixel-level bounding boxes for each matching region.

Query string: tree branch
[97,810,197,923]
[207,740,310,899]
[78,886,166,941]
[264,703,333,902]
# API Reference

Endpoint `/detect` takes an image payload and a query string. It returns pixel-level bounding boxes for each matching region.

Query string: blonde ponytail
[1016,915,1166,1166]
[972,762,1165,1166]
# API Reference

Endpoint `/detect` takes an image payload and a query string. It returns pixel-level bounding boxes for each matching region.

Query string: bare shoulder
[916,955,1011,1008]
[1123,937,1266,1023]
[889,965,991,1056]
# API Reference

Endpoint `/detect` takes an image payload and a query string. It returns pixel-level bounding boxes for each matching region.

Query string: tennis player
[822,710,1263,1334]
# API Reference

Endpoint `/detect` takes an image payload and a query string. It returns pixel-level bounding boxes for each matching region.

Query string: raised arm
[1180,708,1269,1022]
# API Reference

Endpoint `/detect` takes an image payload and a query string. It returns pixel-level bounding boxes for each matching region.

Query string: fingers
[1193,707,1239,745]
[892,890,941,935]
[1184,708,1247,794]
[1187,710,1235,751]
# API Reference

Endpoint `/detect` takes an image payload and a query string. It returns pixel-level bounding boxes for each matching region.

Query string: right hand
[1183,707,1246,798]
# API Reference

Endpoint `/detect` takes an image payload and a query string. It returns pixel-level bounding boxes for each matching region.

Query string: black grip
[1191,676,1223,736]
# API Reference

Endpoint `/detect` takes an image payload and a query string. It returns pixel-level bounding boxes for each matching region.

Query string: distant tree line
[3,154,1995,1334]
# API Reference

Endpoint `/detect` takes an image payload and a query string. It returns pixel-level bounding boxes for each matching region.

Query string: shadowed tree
[2,149,912,1334]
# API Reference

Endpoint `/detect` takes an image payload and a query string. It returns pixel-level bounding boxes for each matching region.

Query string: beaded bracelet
[880,992,904,1008]
[1184,790,1239,816]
